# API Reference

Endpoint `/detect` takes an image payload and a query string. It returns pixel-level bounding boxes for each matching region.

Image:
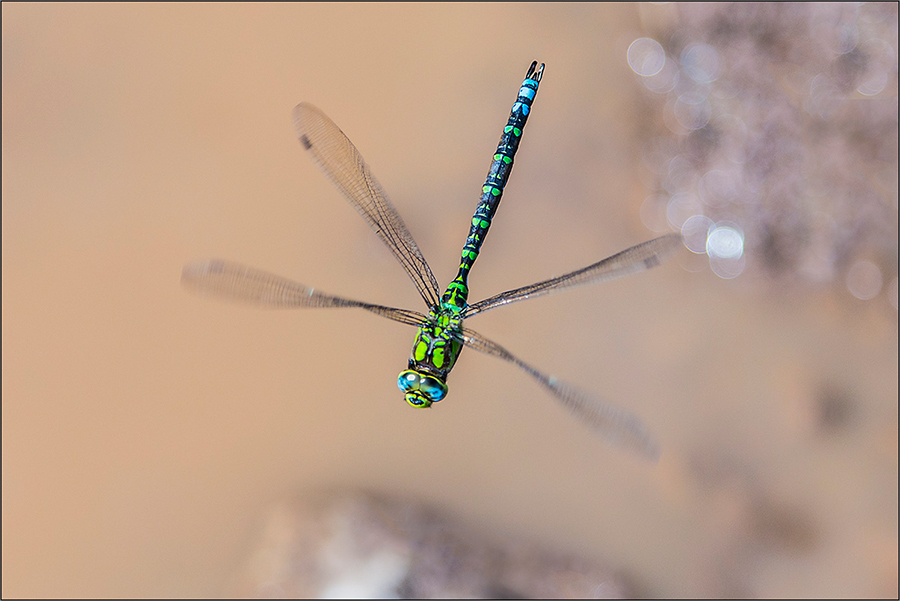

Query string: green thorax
[408,297,466,380]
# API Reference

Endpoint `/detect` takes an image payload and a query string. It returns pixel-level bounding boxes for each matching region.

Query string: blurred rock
[226,492,630,598]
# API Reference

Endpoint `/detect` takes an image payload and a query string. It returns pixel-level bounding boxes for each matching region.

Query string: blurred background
[3,3,897,597]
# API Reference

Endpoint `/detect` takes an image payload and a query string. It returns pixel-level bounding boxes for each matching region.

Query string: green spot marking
[414,340,427,362]
[433,348,445,368]
[448,281,468,294]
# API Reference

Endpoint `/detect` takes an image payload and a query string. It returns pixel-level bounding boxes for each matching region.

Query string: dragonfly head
[397,369,447,408]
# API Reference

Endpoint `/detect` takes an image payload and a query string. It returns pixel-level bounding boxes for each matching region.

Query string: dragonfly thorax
[398,307,465,407]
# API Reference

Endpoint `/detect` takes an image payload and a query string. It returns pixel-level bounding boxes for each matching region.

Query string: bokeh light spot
[681,215,715,254]
[642,58,680,94]
[667,192,703,230]
[681,44,721,84]
[846,260,883,300]
[673,94,711,130]
[707,225,744,259]
[627,38,667,77]
[709,254,746,279]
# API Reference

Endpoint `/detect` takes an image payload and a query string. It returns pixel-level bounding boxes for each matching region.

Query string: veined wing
[182,259,428,327]
[460,327,660,461]
[293,103,442,309]
[464,233,682,318]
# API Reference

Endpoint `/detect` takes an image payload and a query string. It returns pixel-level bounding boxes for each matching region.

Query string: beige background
[3,3,897,597]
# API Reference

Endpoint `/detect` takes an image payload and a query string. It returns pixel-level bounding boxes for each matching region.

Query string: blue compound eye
[397,370,419,393]
[419,375,448,402]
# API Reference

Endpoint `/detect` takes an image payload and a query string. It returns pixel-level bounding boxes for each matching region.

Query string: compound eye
[397,370,419,393]
[419,375,448,402]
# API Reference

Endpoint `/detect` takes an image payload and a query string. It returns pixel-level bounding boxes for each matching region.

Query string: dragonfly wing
[464,233,682,317]
[182,259,427,327]
[460,327,660,461]
[293,103,442,309]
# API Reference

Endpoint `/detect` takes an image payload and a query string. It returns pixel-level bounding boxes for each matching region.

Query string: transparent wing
[182,259,428,327]
[464,233,682,318]
[460,327,660,461]
[293,103,442,309]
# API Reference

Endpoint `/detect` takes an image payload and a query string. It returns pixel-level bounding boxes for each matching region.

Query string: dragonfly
[182,61,682,460]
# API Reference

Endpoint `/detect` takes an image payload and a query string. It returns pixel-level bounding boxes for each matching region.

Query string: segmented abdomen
[441,61,545,310]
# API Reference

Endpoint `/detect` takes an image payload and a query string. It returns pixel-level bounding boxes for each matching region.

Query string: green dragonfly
[182,62,682,460]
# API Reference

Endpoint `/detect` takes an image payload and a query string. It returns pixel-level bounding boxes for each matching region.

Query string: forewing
[293,103,441,309]
[182,259,427,327]
[465,233,682,317]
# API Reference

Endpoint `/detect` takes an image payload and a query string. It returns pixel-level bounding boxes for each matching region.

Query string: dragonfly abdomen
[441,61,544,311]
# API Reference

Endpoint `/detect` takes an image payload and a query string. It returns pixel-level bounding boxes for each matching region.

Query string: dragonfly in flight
[183,62,682,460]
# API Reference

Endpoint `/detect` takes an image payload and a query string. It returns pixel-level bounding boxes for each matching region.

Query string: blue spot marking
[518,86,536,100]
